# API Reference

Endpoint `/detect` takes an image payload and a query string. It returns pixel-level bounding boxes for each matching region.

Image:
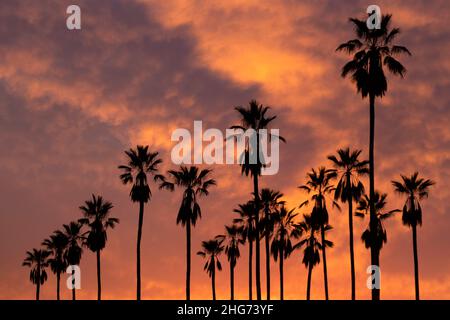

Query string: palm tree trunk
[230,261,235,300]
[56,271,60,301]
[306,232,314,300]
[321,225,329,300]
[212,258,216,300]
[369,93,380,300]
[186,219,191,300]
[347,180,356,300]
[279,247,284,300]
[306,262,313,300]
[36,262,41,301]
[265,209,271,300]
[253,174,261,300]
[136,201,144,301]
[97,250,101,300]
[412,224,420,300]
[249,239,253,300]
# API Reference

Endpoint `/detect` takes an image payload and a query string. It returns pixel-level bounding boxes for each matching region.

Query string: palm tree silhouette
[356,192,399,266]
[79,194,119,300]
[217,224,244,300]
[231,100,285,300]
[299,167,338,300]
[270,206,302,300]
[42,231,69,300]
[337,14,410,300]
[22,248,50,300]
[260,188,285,300]
[197,238,224,300]
[392,172,435,300]
[233,201,256,300]
[295,214,331,300]
[160,166,216,300]
[118,145,164,300]
[328,148,369,299]
[62,221,85,300]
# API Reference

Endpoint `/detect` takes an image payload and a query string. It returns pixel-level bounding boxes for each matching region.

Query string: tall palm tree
[270,206,302,300]
[233,201,256,300]
[118,145,163,300]
[79,194,119,300]
[160,166,216,300]
[356,192,399,265]
[217,224,244,300]
[22,248,50,300]
[299,167,338,300]
[260,188,285,300]
[328,148,369,299]
[392,172,435,300]
[42,231,68,300]
[197,238,224,300]
[62,221,85,300]
[231,100,285,300]
[295,214,332,300]
[337,14,410,300]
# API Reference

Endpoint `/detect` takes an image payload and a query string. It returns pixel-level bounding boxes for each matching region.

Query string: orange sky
[1,0,450,300]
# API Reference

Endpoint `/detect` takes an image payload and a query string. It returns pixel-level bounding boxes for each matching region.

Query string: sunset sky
[1,0,450,300]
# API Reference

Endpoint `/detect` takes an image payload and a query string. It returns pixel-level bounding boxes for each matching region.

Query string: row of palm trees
[22,101,434,301]
[195,152,434,300]
[23,195,119,300]
[21,118,434,302]
[22,13,432,301]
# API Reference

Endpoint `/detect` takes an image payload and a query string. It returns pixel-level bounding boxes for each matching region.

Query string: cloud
[0,0,449,299]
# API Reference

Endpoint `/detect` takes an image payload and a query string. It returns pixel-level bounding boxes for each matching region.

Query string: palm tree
[260,188,285,300]
[233,201,256,300]
[328,148,369,299]
[270,206,302,300]
[392,172,435,300]
[42,231,68,300]
[79,194,119,300]
[197,238,224,300]
[22,248,50,300]
[62,221,85,300]
[294,214,332,300]
[299,167,338,300]
[231,100,285,300]
[217,224,244,300]
[160,166,216,300]
[118,145,163,300]
[356,192,399,265]
[337,14,411,300]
